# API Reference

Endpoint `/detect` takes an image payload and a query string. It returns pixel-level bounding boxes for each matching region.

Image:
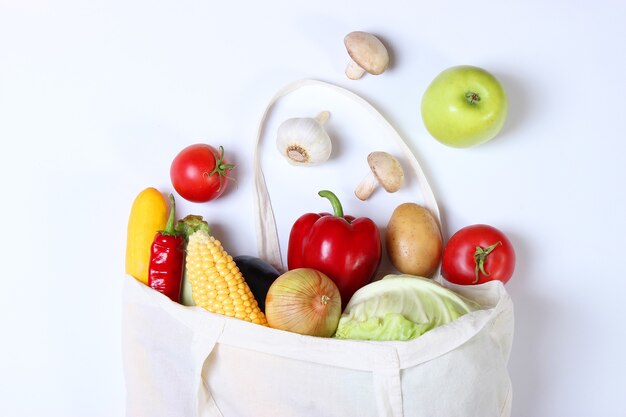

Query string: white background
[1,1,625,416]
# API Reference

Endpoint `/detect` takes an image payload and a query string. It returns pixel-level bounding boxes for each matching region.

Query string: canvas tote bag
[122,79,514,417]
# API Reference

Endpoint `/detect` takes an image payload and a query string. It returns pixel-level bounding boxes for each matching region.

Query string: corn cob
[186,229,267,325]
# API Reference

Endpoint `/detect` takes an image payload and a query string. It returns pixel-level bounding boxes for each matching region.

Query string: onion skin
[265,268,342,337]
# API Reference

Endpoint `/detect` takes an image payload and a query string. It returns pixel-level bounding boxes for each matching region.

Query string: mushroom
[355,151,404,200]
[344,31,390,80]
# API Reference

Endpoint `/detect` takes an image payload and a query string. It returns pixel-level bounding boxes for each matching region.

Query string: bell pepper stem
[318,190,344,218]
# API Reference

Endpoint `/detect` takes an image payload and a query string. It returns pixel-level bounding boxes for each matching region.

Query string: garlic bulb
[276,111,332,166]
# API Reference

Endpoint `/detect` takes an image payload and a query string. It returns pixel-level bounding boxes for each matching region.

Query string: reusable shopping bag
[122,79,514,417]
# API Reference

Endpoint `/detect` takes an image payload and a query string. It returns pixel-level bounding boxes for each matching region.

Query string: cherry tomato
[441,224,515,285]
[170,144,234,203]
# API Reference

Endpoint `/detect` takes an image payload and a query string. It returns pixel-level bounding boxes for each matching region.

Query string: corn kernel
[185,229,267,326]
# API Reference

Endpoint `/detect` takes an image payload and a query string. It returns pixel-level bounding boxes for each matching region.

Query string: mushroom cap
[344,31,389,75]
[367,151,404,192]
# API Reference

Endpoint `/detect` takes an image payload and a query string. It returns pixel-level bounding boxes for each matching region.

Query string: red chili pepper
[287,190,382,308]
[148,194,185,302]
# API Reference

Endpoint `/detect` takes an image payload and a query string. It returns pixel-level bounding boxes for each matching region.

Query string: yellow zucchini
[125,187,169,284]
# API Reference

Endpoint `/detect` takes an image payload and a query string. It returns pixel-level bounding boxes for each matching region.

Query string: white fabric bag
[122,80,514,417]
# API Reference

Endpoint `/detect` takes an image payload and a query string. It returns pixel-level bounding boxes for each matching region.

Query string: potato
[385,202,443,277]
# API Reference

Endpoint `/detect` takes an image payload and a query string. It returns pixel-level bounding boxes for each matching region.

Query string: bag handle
[253,79,442,277]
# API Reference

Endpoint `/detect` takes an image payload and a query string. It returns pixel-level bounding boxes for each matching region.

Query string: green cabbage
[334,275,481,341]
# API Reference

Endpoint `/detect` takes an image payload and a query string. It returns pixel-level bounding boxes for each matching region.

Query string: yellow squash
[125,187,169,284]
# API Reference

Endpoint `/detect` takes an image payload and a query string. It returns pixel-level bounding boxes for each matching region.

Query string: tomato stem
[209,145,235,192]
[465,91,481,105]
[473,241,501,283]
[318,190,344,218]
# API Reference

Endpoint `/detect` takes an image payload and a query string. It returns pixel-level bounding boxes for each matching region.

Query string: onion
[265,268,342,337]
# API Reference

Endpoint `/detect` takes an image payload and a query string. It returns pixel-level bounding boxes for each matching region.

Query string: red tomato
[441,224,515,285]
[170,144,234,203]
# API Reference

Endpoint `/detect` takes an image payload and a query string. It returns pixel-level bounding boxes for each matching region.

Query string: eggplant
[234,255,281,312]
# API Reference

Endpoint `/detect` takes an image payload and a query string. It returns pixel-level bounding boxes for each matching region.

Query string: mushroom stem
[314,111,330,125]
[346,59,366,80]
[355,171,379,200]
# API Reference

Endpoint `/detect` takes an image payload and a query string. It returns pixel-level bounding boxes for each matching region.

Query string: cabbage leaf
[334,275,481,341]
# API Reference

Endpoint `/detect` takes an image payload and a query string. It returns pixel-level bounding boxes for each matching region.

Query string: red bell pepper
[287,190,382,308]
[148,194,185,302]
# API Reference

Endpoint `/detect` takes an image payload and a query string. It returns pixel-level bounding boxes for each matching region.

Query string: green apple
[421,65,508,148]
